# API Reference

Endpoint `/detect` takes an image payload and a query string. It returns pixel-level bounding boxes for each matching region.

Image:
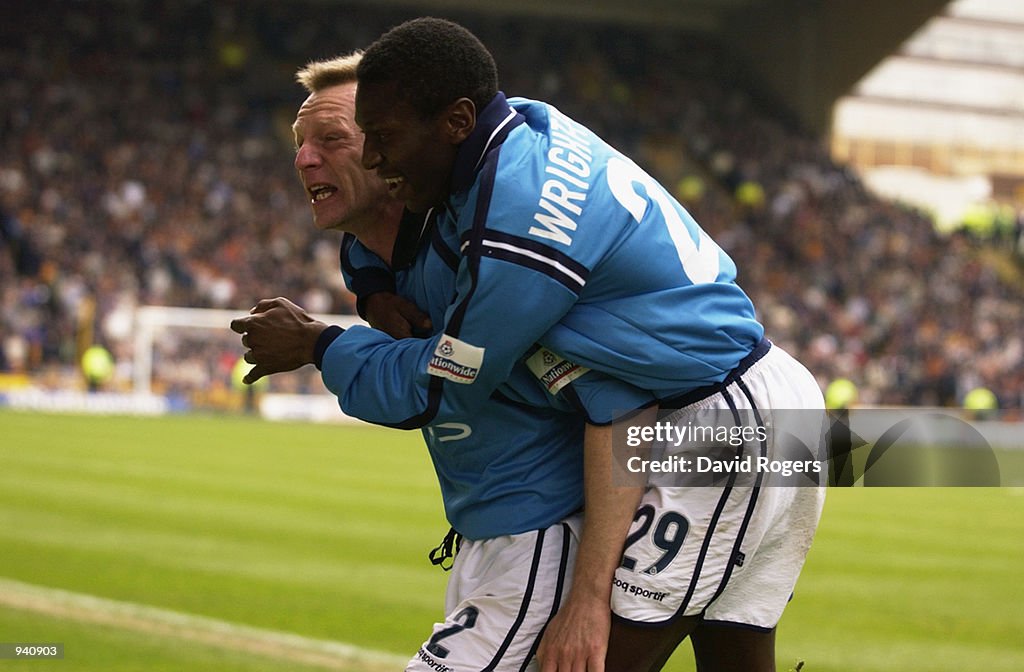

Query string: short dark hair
[357,17,499,119]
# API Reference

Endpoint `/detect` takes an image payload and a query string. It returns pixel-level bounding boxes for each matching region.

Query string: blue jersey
[340,211,588,540]
[319,92,762,430]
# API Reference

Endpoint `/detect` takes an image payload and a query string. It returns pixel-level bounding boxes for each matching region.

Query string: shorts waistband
[659,338,771,411]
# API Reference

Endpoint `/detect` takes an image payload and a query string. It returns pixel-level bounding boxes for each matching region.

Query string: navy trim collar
[450,92,525,195]
[391,208,435,271]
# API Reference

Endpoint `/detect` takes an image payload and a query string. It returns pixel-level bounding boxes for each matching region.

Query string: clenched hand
[229,297,327,384]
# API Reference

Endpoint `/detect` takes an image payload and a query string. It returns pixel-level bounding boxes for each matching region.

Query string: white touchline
[0,577,408,671]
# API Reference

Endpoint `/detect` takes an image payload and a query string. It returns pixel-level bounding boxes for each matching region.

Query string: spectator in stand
[0,0,1020,412]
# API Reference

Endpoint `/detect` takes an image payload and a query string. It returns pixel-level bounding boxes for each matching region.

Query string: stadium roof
[833,0,1024,216]
[837,0,1024,151]
[341,0,771,31]
[343,0,951,133]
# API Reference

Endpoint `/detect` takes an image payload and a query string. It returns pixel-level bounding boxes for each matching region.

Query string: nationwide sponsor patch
[526,347,589,395]
[427,335,485,384]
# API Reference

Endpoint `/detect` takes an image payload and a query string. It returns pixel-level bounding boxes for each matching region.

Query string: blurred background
[0,0,1022,415]
[2,3,1023,671]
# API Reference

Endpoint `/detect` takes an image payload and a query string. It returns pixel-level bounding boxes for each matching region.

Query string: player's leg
[606,472,761,670]
[604,614,699,671]
[407,515,580,672]
[603,615,775,672]
[690,343,823,672]
[606,341,824,671]
[690,621,776,672]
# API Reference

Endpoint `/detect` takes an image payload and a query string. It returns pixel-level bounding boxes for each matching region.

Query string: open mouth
[308,184,337,203]
[384,176,405,194]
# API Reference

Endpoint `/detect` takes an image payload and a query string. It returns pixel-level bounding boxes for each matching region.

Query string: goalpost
[132,305,365,395]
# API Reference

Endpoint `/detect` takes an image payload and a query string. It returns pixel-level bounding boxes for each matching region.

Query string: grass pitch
[0,410,1022,671]
[0,410,445,670]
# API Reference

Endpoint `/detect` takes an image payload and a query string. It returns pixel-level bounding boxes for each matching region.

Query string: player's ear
[443,98,476,144]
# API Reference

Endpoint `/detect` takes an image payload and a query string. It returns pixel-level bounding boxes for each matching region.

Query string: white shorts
[407,514,581,672]
[611,341,826,630]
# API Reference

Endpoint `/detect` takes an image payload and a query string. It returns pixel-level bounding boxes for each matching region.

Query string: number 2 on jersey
[426,605,479,659]
[606,156,720,285]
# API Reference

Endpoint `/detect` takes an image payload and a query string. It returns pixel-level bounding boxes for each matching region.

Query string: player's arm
[536,371,654,671]
[538,418,650,672]
[231,227,580,428]
[230,256,580,428]
[318,250,580,426]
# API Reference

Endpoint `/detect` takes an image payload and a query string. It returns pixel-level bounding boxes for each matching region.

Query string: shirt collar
[449,91,525,195]
[391,207,435,270]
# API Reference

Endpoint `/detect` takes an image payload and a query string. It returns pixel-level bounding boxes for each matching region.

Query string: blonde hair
[295,51,363,93]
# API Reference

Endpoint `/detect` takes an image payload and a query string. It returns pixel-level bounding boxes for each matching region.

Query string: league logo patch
[427,335,485,384]
[526,347,589,395]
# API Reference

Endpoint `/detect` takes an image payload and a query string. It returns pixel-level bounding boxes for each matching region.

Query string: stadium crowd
[1,1,1021,412]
